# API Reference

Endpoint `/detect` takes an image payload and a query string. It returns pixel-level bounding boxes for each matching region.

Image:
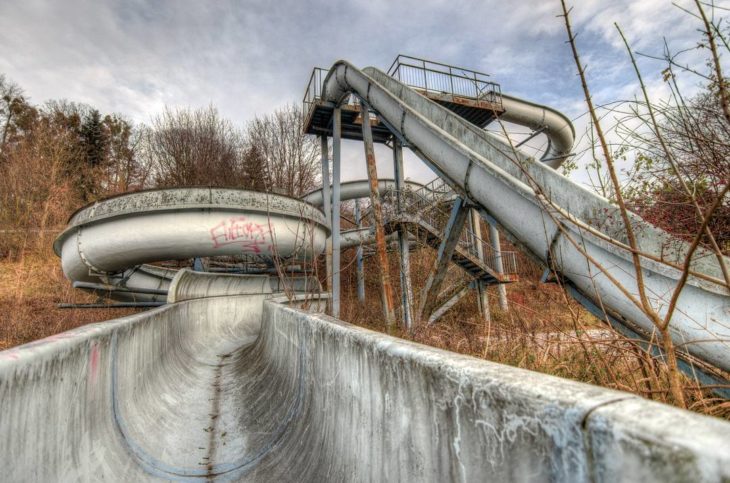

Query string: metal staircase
[363,178,518,285]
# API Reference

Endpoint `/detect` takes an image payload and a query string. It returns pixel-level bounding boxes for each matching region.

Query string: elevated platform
[303,56,505,142]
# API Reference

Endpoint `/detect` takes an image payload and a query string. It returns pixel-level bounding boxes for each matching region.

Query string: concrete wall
[0,294,728,481]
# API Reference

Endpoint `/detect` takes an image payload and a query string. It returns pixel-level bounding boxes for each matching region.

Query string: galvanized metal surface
[320,135,333,309]
[471,208,494,321]
[332,108,342,317]
[394,141,415,329]
[55,187,329,302]
[417,197,470,322]
[354,201,366,303]
[488,221,509,311]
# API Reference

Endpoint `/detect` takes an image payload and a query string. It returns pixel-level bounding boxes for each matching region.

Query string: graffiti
[210,217,272,254]
[88,343,100,386]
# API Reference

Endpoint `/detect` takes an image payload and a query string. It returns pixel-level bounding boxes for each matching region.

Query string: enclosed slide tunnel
[0,62,729,481]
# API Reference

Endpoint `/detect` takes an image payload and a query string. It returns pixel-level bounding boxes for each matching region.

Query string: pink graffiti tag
[88,343,100,386]
[210,217,272,254]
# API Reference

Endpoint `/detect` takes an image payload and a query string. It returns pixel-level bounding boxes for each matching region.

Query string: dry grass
[0,243,139,351]
[338,243,730,421]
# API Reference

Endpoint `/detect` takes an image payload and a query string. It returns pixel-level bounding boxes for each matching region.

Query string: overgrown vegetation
[0,84,318,258]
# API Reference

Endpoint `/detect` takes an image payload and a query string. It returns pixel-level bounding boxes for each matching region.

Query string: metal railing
[387,55,502,107]
[303,56,503,130]
[302,67,327,128]
[302,67,365,129]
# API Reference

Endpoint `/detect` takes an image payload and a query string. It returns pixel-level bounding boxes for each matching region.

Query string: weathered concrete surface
[1,292,729,481]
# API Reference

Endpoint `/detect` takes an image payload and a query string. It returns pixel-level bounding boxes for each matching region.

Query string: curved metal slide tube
[54,187,329,301]
[321,61,729,374]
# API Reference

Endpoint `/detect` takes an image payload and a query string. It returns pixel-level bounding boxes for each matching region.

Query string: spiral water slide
[1,63,730,481]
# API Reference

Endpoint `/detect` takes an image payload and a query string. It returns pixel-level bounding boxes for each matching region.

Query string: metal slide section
[320,61,730,374]
[1,276,729,481]
[53,187,329,302]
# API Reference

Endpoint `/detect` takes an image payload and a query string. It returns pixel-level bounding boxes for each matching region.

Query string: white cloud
[0,0,727,187]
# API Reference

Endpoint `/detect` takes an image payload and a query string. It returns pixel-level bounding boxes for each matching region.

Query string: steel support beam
[332,111,342,317]
[489,222,509,311]
[427,283,471,325]
[58,302,164,309]
[418,197,469,322]
[320,136,333,312]
[354,200,365,303]
[476,282,491,322]
[515,125,548,148]
[393,140,414,329]
[470,209,491,322]
[72,281,168,296]
[361,103,396,329]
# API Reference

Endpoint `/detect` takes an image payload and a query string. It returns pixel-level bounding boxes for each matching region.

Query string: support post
[361,103,397,329]
[332,109,342,318]
[320,136,333,313]
[428,283,472,325]
[417,197,469,322]
[489,222,509,311]
[470,209,491,322]
[354,200,365,303]
[393,140,414,329]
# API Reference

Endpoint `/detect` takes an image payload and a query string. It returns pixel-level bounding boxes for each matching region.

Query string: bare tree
[0,75,25,151]
[245,104,319,196]
[101,114,149,193]
[559,0,730,408]
[0,116,83,257]
[144,106,245,188]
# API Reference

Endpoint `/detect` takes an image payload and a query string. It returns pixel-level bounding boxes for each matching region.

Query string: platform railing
[386,55,502,107]
[302,67,327,128]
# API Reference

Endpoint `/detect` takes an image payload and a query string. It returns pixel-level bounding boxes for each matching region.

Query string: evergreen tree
[242,144,268,192]
[81,109,105,167]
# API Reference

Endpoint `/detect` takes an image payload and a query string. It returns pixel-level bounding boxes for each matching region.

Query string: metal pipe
[499,93,575,168]
[72,281,168,296]
[476,281,491,323]
[58,302,164,309]
[489,222,509,311]
[355,201,365,303]
[360,102,396,329]
[515,126,548,148]
[301,179,428,207]
[393,140,414,329]
[332,110,342,318]
[428,283,472,325]
[470,209,491,321]
[321,135,333,310]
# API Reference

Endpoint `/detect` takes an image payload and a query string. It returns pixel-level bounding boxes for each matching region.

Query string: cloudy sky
[0,0,726,184]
